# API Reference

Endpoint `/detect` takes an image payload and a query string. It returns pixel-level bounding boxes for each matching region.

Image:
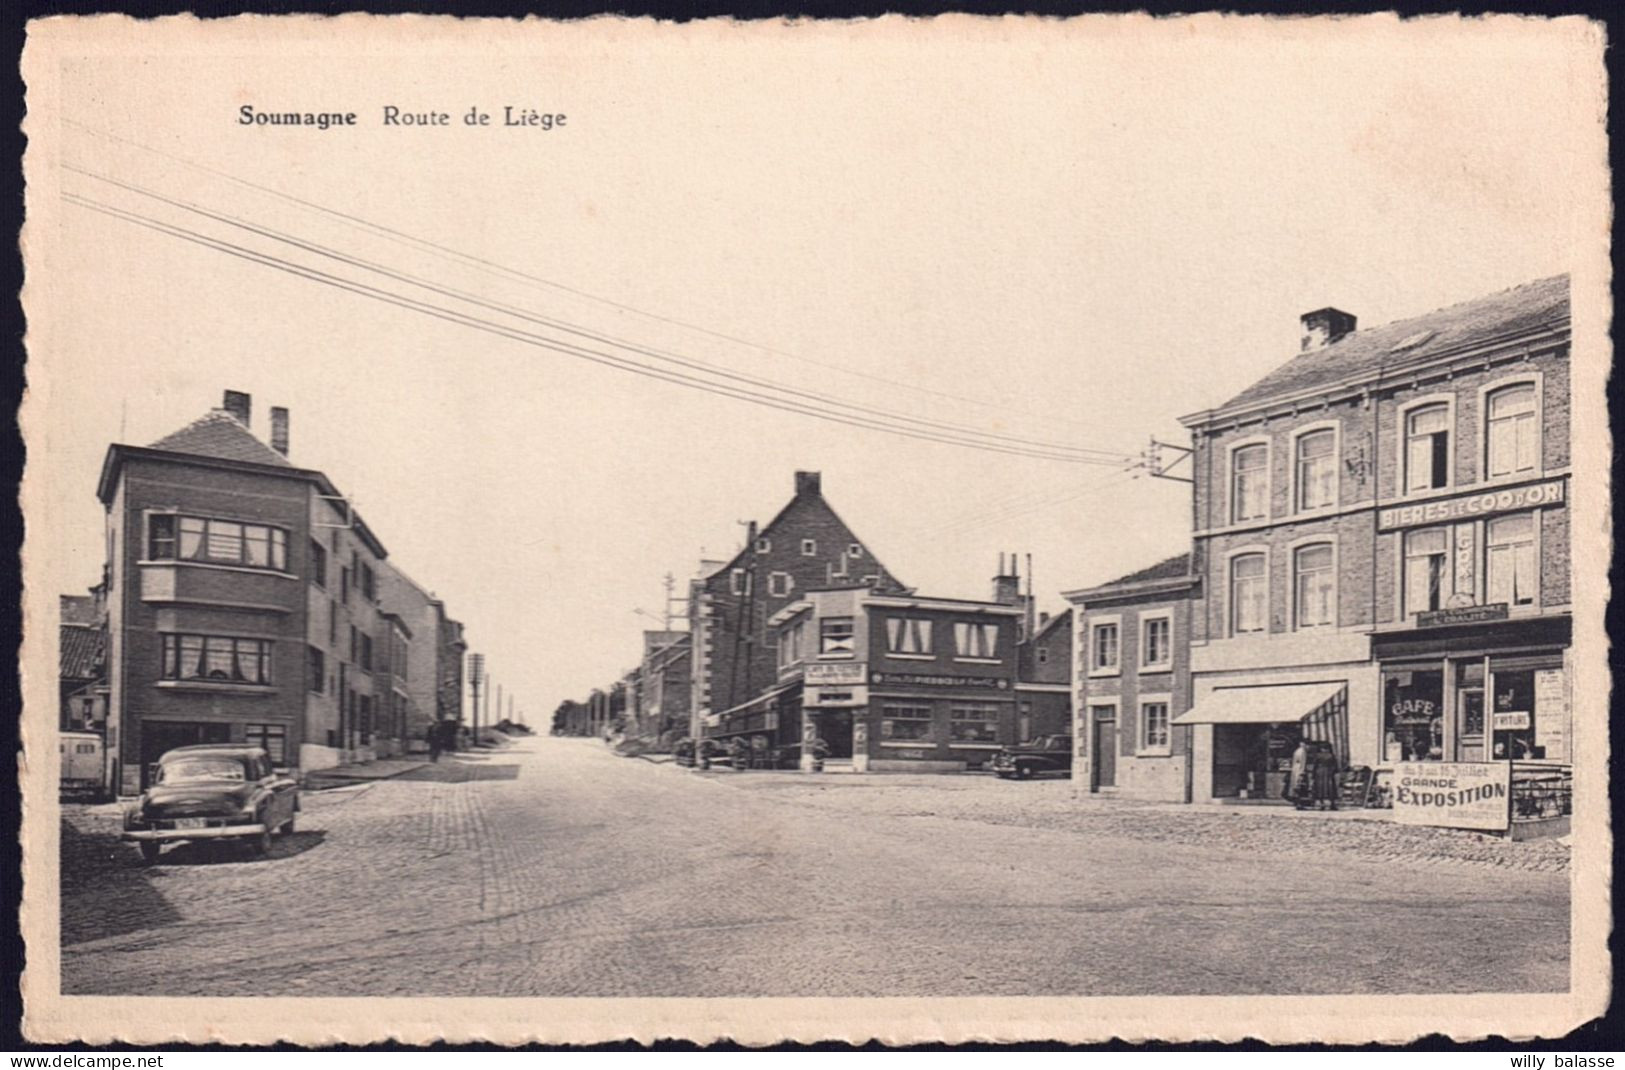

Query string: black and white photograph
[17,13,1611,1046]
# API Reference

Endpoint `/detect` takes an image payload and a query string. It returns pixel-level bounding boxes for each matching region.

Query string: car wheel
[1016,764,1034,780]
[252,824,272,856]
[138,841,161,865]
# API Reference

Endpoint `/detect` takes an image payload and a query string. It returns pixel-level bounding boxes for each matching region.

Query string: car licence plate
[175,818,207,829]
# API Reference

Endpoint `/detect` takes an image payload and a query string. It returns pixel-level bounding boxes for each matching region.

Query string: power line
[64,117,1111,434]
[67,164,1134,463]
[937,467,1142,537]
[64,190,1131,467]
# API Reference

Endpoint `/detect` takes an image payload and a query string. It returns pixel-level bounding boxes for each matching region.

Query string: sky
[26,16,1604,718]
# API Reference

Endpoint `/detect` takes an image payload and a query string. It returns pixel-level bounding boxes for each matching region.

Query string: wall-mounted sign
[805,661,867,686]
[1379,480,1564,530]
[871,672,1009,690]
[1392,761,1510,831]
[1416,603,1509,628]
[1534,668,1570,762]
[1492,710,1531,731]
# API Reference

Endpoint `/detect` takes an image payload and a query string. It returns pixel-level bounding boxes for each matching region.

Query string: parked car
[991,735,1074,779]
[673,737,729,768]
[773,740,831,770]
[121,744,299,864]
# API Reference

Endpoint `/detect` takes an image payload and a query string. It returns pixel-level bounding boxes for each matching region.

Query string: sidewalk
[303,757,429,790]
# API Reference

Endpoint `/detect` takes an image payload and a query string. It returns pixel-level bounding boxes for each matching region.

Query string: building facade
[1174,276,1571,801]
[1016,609,1072,743]
[96,389,460,791]
[1065,554,1198,801]
[688,471,906,740]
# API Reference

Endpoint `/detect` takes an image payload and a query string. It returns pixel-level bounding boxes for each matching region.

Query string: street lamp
[468,653,485,745]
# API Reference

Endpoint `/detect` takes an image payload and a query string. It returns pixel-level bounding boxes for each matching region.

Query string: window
[1486,384,1538,477]
[360,633,374,672]
[309,539,327,588]
[767,571,793,598]
[1295,429,1336,511]
[1090,622,1119,672]
[820,617,855,656]
[880,704,934,742]
[1293,544,1335,629]
[359,695,373,744]
[729,568,749,596]
[147,514,288,571]
[1404,528,1450,616]
[1230,444,1268,523]
[1140,615,1172,669]
[1036,646,1050,665]
[340,566,350,604]
[886,617,933,656]
[161,634,273,685]
[860,574,881,586]
[950,703,1000,743]
[244,723,287,764]
[360,563,376,602]
[849,543,863,558]
[755,537,771,554]
[148,514,177,559]
[778,619,809,668]
[953,621,999,659]
[328,599,337,644]
[1141,701,1170,752]
[349,625,358,663]
[1486,514,1536,607]
[801,539,817,556]
[1229,553,1266,635]
[309,646,325,693]
[1405,404,1451,492]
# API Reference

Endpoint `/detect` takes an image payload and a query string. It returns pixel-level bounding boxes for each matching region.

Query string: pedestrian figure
[1286,738,1311,808]
[427,721,443,763]
[1311,742,1340,811]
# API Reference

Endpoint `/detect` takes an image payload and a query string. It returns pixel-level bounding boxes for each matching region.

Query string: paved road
[61,736,1569,996]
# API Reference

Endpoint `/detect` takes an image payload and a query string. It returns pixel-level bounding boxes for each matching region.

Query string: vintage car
[990,735,1074,779]
[121,744,299,863]
[673,737,728,768]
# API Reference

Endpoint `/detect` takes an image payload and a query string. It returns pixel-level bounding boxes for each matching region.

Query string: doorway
[1093,713,1117,790]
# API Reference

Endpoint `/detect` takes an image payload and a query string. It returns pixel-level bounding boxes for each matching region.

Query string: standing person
[1312,742,1340,811]
[1286,738,1311,809]
[426,721,443,763]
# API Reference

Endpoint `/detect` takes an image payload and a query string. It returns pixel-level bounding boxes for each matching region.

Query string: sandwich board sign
[1392,761,1511,831]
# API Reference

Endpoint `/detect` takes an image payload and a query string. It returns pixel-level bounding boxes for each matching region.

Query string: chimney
[270,406,290,456]
[991,553,1021,607]
[1299,308,1358,353]
[222,390,252,427]
[794,471,822,497]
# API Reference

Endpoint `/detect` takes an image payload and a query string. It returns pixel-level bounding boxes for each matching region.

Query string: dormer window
[755,537,771,554]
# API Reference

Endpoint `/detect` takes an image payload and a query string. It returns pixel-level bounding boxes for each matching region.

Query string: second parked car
[991,735,1074,780]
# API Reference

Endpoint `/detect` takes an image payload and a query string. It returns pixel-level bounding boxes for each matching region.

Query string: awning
[1172,682,1346,726]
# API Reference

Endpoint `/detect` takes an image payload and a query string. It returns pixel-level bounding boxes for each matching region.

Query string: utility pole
[496,680,504,728]
[468,653,484,746]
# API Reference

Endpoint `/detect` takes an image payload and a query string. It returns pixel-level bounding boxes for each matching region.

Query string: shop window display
[1383,668,1444,762]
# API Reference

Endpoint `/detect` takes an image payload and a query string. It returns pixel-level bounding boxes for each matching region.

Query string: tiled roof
[148,409,292,468]
[60,624,102,681]
[1213,275,1570,414]
[1102,553,1192,588]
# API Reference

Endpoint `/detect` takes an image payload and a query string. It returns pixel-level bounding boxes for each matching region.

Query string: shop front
[1372,614,1570,765]
[1177,681,1350,803]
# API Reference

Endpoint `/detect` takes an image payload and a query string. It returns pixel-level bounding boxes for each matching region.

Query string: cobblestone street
[61,736,1570,997]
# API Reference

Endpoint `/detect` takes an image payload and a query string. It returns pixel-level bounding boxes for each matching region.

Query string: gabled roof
[1025,608,1071,645]
[1062,553,1195,602]
[148,409,294,468]
[60,624,103,681]
[1192,274,1569,421]
[707,479,905,592]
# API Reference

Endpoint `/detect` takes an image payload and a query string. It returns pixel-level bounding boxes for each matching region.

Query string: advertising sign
[1534,668,1570,762]
[1491,710,1531,731]
[805,661,867,686]
[1416,603,1509,628]
[1378,479,1564,530]
[871,671,1009,690]
[1392,761,1511,831]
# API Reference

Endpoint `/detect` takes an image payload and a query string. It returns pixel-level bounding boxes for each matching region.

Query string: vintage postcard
[18,13,1611,1046]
